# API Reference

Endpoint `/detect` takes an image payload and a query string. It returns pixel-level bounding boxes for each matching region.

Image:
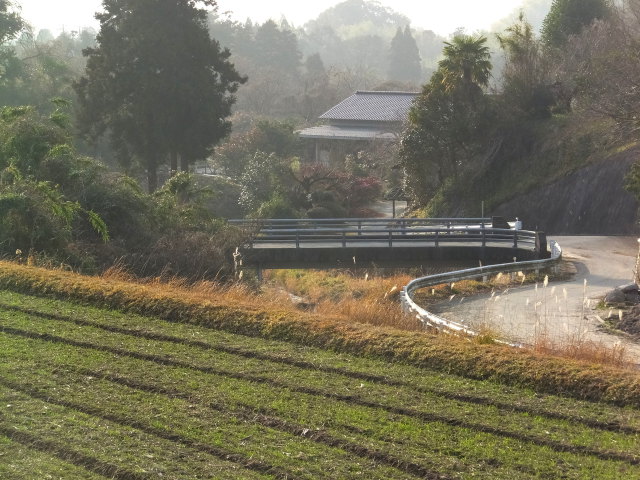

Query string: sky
[16,0,527,37]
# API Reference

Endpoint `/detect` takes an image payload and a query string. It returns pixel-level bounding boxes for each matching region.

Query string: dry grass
[265,269,421,330]
[531,335,629,369]
[1,260,640,407]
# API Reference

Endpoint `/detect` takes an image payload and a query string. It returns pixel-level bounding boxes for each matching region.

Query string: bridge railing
[229,217,493,231]
[234,225,538,251]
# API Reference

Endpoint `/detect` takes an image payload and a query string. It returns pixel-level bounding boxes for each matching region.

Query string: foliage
[238,151,291,214]
[253,20,301,73]
[624,160,640,200]
[254,191,300,219]
[153,172,220,233]
[0,0,24,102]
[0,104,109,255]
[438,34,492,90]
[75,0,246,192]
[497,14,553,119]
[387,26,422,85]
[213,119,302,178]
[541,0,612,48]
[401,42,495,205]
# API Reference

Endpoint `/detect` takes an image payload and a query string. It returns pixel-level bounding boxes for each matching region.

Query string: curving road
[427,236,640,363]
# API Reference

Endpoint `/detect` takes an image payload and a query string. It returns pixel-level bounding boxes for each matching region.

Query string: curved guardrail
[400,240,562,341]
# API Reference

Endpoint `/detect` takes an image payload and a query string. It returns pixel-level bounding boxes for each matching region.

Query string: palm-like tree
[438,35,491,90]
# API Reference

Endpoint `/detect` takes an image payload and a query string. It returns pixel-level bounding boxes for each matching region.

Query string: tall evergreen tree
[387,26,422,85]
[253,20,301,75]
[541,0,611,48]
[75,0,246,192]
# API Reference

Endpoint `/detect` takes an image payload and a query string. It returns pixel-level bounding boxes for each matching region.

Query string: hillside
[1,262,640,478]
[420,116,640,235]
[492,146,639,234]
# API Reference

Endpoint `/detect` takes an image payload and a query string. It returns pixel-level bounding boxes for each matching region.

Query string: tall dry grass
[265,269,422,330]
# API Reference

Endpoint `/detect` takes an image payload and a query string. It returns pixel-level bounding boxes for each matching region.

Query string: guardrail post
[536,232,549,259]
[513,230,518,249]
[296,231,300,249]
[481,223,486,261]
[435,231,439,247]
[358,221,362,236]
[342,231,346,247]
[388,231,393,247]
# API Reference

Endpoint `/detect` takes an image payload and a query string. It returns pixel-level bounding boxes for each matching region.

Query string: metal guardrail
[230,218,539,252]
[400,240,563,341]
[230,218,493,229]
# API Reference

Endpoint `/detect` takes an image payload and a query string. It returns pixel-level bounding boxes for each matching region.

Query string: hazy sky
[16,0,526,36]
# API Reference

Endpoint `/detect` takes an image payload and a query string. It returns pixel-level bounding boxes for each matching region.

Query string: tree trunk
[180,153,189,172]
[170,150,178,176]
[147,164,158,193]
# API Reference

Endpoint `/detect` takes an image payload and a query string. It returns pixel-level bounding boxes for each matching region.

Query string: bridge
[230,218,549,272]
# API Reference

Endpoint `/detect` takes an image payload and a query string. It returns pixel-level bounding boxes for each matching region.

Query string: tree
[438,34,492,92]
[400,37,495,205]
[558,1,640,134]
[253,20,301,75]
[75,0,246,192]
[387,26,422,85]
[0,0,22,46]
[541,0,611,48]
[497,14,552,118]
[0,0,25,103]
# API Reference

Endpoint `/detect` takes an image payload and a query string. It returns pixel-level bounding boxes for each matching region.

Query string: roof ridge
[355,90,419,95]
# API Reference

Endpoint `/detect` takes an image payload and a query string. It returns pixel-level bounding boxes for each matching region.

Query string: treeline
[401,0,640,214]
[0,1,246,278]
[0,0,393,278]
[209,0,444,123]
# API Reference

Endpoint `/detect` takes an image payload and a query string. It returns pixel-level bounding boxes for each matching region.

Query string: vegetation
[399,0,640,219]
[400,35,496,204]
[75,0,246,192]
[541,0,612,48]
[388,26,422,84]
[1,263,640,478]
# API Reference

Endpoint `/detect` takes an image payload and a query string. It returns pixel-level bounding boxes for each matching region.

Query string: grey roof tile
[319,91,418,122]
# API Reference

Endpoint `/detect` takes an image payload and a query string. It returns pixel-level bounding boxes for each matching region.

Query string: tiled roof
[319,91,418,122]
[297,125,398,141]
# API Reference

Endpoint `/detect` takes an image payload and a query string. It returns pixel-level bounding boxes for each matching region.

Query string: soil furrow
[3,302,637,435]
[0,377,297,480]
[0,425,150,480]
[64,364,449,480]
[1,323,638,465]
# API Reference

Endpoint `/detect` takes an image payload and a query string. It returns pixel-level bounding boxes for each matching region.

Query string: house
[298,90,418,165]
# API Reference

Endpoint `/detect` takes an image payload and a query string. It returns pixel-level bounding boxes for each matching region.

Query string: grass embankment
[1,286,640,478]
[0,260,638,407]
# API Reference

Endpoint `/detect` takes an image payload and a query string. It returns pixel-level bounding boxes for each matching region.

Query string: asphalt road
[428,236,640,363]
